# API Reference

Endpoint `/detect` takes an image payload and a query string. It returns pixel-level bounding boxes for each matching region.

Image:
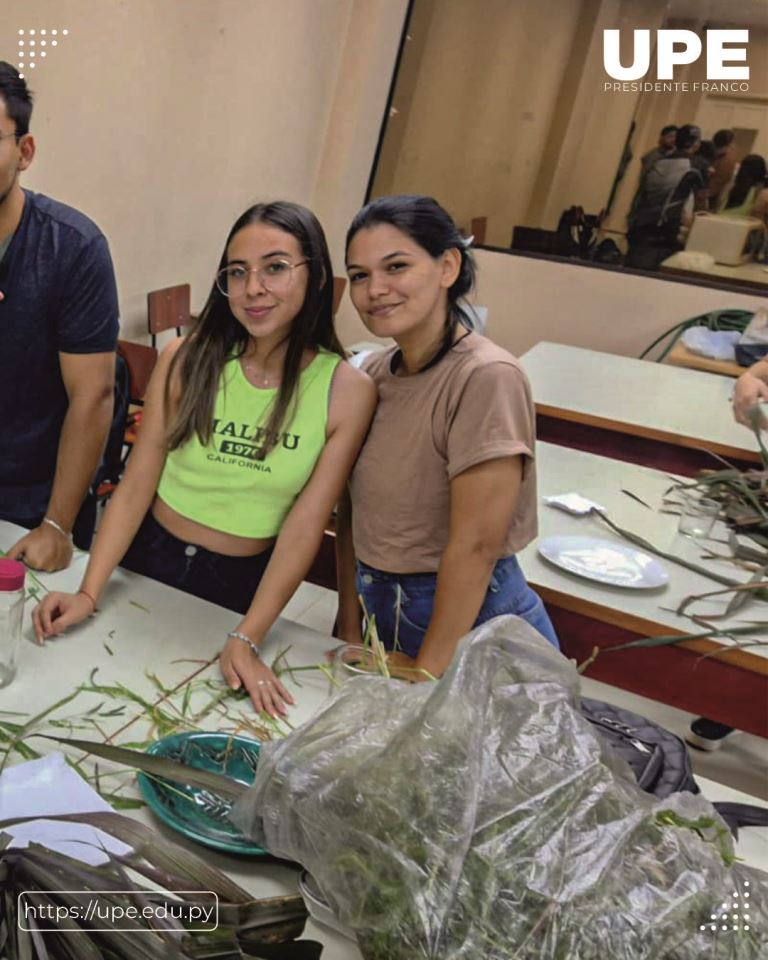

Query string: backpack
[582,697,696,798]
[629,155,703,232]
[582,698,768,837]
[93,351,130,490]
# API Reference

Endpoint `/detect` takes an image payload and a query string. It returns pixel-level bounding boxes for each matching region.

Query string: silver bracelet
[227,630,261,658]
[42,516,73,540]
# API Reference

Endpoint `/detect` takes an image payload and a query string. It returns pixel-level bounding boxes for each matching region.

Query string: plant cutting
[231,617,768,959]
[0,811,322,959]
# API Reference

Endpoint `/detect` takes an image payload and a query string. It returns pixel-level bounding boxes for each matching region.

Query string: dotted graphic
[699,881,751,934]
[15,28,69,78]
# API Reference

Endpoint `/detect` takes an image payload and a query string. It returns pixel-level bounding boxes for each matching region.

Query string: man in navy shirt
[0,63,118,570]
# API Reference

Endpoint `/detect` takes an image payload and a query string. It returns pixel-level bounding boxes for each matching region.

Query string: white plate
[537,535,669,589]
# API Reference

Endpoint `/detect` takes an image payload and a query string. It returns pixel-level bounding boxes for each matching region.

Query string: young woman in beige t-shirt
[336,196,558,679]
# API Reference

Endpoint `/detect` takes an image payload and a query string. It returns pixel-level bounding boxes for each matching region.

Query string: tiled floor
[288,581,768,801]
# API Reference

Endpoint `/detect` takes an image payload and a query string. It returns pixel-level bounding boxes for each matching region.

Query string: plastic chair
[147,283,191,347]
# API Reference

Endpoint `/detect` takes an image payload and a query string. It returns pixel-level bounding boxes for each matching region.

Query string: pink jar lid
[0,558,26,591]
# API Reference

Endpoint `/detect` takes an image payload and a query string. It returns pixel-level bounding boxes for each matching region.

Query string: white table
[0,521,361,959]
[519,443,768,737]
[661,256,768,292]
[521,341,761,466]
[1,520,765,954]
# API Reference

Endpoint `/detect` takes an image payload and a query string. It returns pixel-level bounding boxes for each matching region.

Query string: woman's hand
[218,636,295,718]
[387,650,434,683]
[733,370,768,427]
[32,591,95,644]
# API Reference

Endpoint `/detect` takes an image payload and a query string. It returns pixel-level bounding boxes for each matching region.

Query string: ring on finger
[256,680,269,686]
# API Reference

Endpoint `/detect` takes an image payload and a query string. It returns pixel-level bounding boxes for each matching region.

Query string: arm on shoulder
[233,360,376,644]
[327,360,377,434]
[286,359,376,528]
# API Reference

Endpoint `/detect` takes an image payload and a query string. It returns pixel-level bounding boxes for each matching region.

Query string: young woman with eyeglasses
[335,195,558,680]
[33,202,376,715]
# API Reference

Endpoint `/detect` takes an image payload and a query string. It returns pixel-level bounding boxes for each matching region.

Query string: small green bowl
[137,732,266,855]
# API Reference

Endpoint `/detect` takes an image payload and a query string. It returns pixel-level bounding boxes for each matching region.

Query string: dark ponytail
[346,196,477,369]
[725,155,767,210]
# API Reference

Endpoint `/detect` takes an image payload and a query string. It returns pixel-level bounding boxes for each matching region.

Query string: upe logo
[603,30,749,81]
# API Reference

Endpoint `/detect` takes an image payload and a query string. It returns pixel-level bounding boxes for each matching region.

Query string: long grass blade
[0,812,253,904]
[593,510,747,589]
[34,736,247,802]
[0,691,84,775]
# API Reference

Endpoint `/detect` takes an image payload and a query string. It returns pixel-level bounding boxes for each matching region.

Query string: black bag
[582,697,697,799]
[629,156,703,232]
[93,351,130,489]
[582,697,768,838]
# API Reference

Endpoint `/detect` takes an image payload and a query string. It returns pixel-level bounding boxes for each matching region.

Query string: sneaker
[685,717,737,752]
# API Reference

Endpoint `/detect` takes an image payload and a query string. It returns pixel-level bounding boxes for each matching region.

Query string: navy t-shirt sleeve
[55,233,119,353]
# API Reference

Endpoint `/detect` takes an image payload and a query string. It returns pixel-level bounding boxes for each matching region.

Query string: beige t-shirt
[350,332,537,573]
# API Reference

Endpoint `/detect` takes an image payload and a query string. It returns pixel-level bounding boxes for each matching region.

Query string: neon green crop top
[157,349,341,537]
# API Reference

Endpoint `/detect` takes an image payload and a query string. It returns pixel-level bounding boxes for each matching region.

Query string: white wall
[6,1,761,365]
[1,0,407,339]
[335,248,767,359]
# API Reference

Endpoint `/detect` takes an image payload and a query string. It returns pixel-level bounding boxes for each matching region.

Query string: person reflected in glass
[335,195,559,680]
[720,154,768,224]
[33,202,376,716]
[640,124,678,173]
[626,123,703,270]
[706,129,738,212]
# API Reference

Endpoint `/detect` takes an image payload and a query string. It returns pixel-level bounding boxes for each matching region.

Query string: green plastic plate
[137,731,266,855]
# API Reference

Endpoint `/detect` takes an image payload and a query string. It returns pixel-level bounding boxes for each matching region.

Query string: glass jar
[0,558,26,687]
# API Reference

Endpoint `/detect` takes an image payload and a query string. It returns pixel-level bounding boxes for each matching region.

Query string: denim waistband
[357,555,517,584]
[357,561,436,584]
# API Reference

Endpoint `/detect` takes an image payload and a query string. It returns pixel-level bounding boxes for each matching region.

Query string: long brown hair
[165,202,344,458]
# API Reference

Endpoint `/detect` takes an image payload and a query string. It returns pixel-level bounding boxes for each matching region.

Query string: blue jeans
[120,511,273,614]
[356,554,559,658]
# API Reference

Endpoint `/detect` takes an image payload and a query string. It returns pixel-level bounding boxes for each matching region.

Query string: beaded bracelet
[227,630,261,658]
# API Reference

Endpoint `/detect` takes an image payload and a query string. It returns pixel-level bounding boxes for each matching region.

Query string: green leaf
[33,735,248,802]
[593,511,742,589]
[0,690,84,775]
[724,569,768,616]
[604,623,767,653]
[0,812,255,904]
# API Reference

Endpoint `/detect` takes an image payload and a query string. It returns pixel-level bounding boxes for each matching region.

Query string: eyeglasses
[215,259,310,298]
[0,132,21,144]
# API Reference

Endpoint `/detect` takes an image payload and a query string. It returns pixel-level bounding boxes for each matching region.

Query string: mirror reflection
[369,0,768,291]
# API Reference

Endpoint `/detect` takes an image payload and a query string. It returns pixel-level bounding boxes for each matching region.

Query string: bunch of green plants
[231,628,768,960]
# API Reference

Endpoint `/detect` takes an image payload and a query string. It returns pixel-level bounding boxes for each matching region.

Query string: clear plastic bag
[232,616,767,958]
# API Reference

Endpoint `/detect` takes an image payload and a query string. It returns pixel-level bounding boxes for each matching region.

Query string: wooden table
[522,341,761,475]
[520,443,768,737]
[666,340,745,378]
